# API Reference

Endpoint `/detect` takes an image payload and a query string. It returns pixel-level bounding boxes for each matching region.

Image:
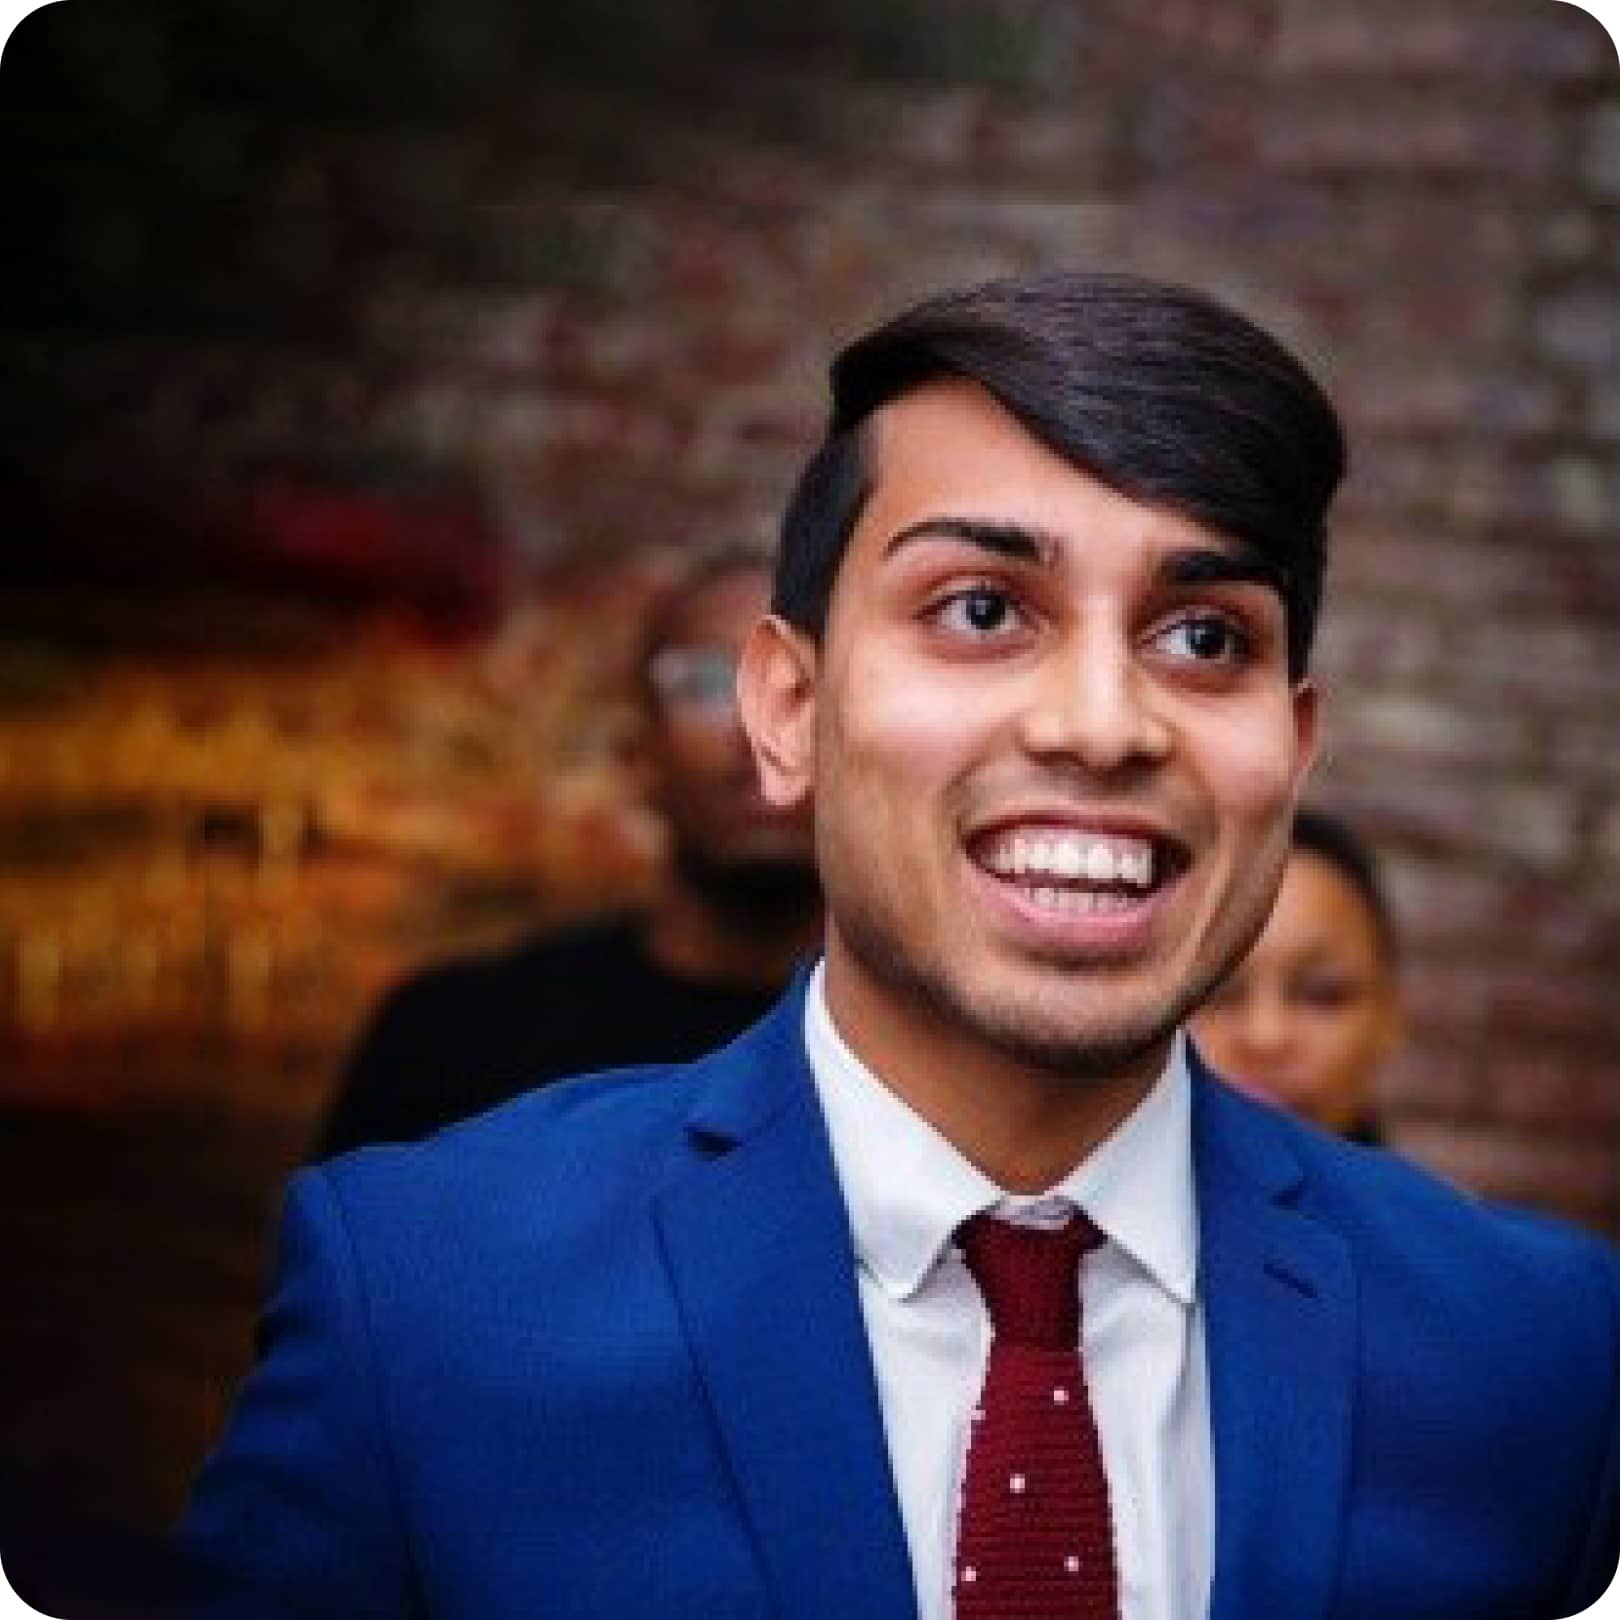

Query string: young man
[314,547,821,1156]
[180,273,1619,1620]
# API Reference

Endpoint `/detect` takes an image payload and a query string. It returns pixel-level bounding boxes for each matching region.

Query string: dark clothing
[316,915,784,1157]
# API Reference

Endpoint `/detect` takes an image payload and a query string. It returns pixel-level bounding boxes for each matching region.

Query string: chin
[978,1005,1180,1080]
[912,962,1186,1082]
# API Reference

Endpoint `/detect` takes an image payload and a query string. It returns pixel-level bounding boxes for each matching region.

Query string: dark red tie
[953,1211,1119,1619]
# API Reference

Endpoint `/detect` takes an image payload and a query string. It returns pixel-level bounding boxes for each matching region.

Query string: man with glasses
[315,546,821,1155]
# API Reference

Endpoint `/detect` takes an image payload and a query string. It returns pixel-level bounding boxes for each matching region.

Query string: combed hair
[775,270,1346,677]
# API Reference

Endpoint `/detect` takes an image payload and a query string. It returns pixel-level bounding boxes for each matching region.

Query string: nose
[1230,988,1294,1061]
[1016,629,1171,773]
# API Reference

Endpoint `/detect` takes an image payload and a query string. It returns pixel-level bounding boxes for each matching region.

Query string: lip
[966,804,1184,848]
[962,840,1188,963]
[964,854,1179,960]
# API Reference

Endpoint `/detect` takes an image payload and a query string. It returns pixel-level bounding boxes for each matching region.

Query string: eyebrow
[881,517,1059,566]
[1163,545,1288,597]
[882,516,1288,597]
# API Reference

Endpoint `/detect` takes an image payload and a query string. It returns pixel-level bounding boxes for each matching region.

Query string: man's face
[743,380,1317,1087]
[645,567,815,877]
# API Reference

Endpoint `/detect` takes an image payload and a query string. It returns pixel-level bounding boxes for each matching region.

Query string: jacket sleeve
[1562,1243,1620,1616]
[176,1167,421,1619]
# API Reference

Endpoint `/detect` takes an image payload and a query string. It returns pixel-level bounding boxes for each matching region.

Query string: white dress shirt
[804,964,1213,1620]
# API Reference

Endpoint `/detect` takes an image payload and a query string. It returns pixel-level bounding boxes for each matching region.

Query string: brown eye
[1293,975,1360,1011]
[1158,614,1251,664]
[936,586,1020,637]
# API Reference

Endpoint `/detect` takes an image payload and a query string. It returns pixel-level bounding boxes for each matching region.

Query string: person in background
[1190,808,1402,1144]
[314,545,821,1156]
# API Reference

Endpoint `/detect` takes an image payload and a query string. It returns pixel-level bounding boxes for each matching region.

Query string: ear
[1290,676,1321,786]
[737,615,817,809]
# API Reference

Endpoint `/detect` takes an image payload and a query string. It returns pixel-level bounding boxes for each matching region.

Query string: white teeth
[981,830,1156,889]
[1084,843,1116,883]
[1119,846,1151,886]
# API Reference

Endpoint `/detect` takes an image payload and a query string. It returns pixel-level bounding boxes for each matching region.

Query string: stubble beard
[671,839,821,926]
[835,888,1246,1084]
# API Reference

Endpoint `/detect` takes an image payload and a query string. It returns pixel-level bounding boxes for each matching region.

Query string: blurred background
[1,0,1617,1601]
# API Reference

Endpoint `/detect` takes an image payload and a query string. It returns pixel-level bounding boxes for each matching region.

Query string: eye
[931,584,1024,639]
[1155,613,1252,665]
[1292,974,1362,1012]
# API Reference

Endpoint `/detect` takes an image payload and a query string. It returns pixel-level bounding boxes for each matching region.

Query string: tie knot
[957,1211,1102,1348]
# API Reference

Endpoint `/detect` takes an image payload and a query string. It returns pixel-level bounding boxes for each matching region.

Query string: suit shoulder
[284,1060,707,1344]
[322,1057,698,1213]
[1283,1111,1619,1313]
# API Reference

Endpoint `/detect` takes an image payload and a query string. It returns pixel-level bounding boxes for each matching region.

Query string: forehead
[849,378,1240,573]
[1269,852,1385,953]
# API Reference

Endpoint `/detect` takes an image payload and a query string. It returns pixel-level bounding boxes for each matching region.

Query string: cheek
[1190,702,1307,812]
[1337,1012,1389,1070]
[1297,1014,1375,1095]
[830,650,980,791]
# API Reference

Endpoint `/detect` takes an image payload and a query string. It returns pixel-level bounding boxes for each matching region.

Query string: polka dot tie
[952,1211,1119,1619]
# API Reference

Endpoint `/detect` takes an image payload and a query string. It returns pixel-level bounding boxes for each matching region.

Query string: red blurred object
[5,463,513,642]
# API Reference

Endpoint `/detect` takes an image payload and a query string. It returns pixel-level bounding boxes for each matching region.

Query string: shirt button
[1009,1472,1027,1494]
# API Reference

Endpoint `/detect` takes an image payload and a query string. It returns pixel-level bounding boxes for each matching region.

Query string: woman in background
[1192,808,1403,1145]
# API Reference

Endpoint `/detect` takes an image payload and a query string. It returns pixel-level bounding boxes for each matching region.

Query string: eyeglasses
[648,646,740,717]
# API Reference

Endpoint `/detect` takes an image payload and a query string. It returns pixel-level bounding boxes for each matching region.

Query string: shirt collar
[804,961,1198,1308]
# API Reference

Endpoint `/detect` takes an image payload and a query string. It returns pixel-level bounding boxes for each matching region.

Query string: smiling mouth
[969,825,1182,913]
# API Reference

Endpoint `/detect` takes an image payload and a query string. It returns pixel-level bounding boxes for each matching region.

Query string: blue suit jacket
[181,982,1620,1619]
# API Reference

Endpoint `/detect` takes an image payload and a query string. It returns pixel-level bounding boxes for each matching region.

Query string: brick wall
[0,0,1616,1564]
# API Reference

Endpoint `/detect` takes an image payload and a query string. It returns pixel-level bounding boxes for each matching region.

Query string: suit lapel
[656,1002,1358,1620]
[1194,1069,1357,1620]
[655,992,917,1620]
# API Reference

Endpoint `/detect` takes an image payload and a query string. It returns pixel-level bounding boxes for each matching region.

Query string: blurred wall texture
[1,0,1617,1571]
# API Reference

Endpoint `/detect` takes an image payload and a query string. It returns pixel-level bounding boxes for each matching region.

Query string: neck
[644,870,822,989]
[822,948,1166,1193]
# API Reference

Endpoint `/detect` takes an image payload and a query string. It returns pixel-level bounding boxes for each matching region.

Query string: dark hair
[1292,808,1396,961]
[774,270,1346,677]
